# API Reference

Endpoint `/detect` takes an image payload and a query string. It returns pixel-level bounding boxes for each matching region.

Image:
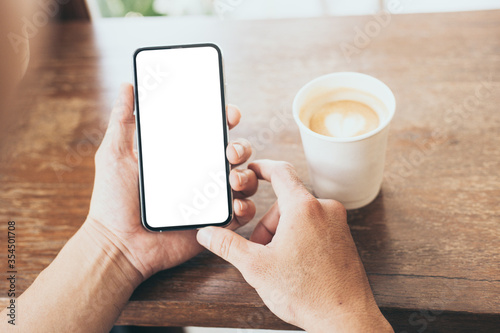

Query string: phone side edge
[133,48,156,232]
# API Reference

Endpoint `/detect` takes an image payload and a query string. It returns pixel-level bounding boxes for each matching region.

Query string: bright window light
[86,0,500,19]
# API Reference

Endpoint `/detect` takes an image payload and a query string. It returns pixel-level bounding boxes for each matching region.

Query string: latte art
[309,100,379,138]
[299,88,385,139]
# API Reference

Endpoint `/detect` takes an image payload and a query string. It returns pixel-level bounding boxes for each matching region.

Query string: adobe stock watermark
[50,128,105,181]
[339,0,414,63]
[8,0,70,54]
[178,170,229,223]
[214,0,245,19]
[246,102,295,153]
[385,73,495,191]
[50,82,140,181]
[136,64,170,102]
[398,278,462,333]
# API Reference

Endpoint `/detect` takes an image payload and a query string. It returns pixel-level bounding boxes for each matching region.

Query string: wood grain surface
[0,9,499,332]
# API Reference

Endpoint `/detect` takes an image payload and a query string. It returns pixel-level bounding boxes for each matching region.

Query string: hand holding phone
[87,82,257,279]
[134,44,238,231]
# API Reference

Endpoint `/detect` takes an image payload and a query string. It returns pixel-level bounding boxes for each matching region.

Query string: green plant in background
[96,0,214,18]
[97,0,164,17]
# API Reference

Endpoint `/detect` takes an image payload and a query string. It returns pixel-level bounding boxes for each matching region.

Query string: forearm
[1,220,143,332]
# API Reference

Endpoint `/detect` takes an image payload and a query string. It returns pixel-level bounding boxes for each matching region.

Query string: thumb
[197,227,260,271]
[102,83,136,157]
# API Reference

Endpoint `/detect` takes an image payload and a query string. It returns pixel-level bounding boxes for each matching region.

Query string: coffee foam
[299,88,387,139]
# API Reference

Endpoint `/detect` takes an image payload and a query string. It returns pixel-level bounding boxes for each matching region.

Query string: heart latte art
[307,100,379,138]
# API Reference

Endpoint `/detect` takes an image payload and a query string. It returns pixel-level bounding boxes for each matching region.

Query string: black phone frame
[133,43,233,232]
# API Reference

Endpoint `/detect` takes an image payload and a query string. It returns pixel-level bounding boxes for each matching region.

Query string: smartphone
[133,44,232,231]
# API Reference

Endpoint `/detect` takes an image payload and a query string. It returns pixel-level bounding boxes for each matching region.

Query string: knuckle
[317,199,348,228]
[335,201,347,219]
[298,195,323,217]
[324,199,347,218]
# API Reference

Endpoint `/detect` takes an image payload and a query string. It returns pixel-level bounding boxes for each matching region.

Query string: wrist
[13,219,145,332]
[81,218,144,288]
[304,306,393,333]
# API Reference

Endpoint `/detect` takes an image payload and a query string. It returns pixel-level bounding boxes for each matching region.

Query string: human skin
[0,1,30,105]
[1,3,392,331]
[197,160,394,332]
[0,84,258,332]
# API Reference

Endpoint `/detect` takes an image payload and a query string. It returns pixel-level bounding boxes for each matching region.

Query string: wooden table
[1,10,499,332]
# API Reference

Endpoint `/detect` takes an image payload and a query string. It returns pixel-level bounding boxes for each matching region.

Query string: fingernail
[197,228,213,248]
[233,143,245,159]
[237,171,248,186]
[238,199,248,212]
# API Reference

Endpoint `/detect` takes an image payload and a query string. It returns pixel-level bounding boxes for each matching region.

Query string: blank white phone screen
[135,46,230,229]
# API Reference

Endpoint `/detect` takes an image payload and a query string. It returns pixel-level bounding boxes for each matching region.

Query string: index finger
[248,160,312,208]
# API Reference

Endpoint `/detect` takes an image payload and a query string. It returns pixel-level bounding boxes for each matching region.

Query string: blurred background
[5,1,499,333]
[85,0,500,19]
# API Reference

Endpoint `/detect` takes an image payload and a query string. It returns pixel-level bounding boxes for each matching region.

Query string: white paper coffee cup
[293,72,396,209]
